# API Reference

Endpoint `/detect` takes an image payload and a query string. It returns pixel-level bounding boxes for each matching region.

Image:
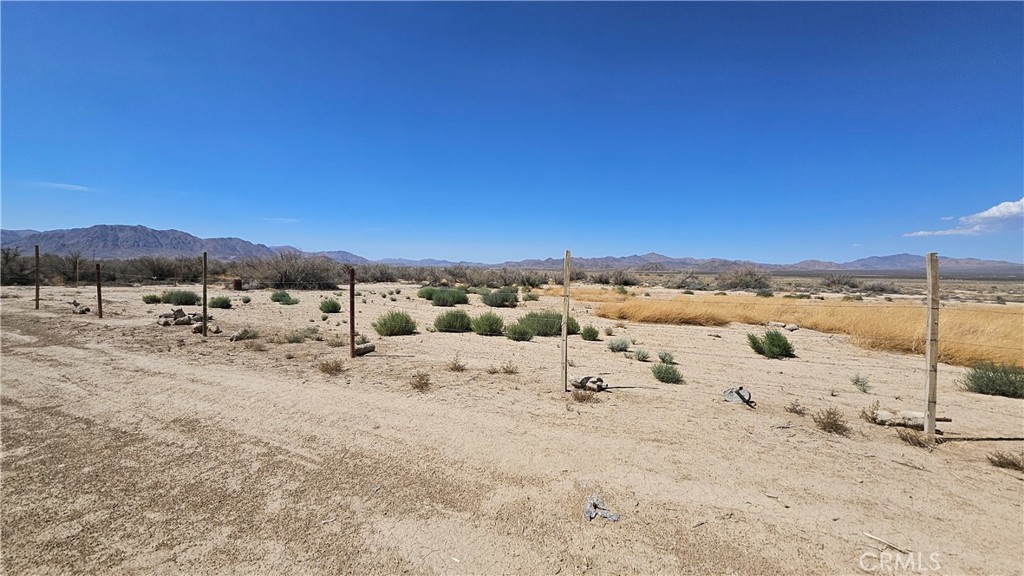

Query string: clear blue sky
[2,2,1022,264]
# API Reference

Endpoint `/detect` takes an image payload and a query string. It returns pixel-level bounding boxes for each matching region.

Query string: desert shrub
[860,400,882,424]
[607,338,630,352]
[240,251,340,290]
[319,298,342,313]
[356,263,396,283]
[142,294,161,304]
[651,363,682,383]
[522,291,540,302]
[326,337,346,348]
[431,288,469,307]
[851,374,870,393]
[664,272,708,291]
[748,330,796,359]
[572,390,599,403]
[842,295,864,302]
[987,451,1024,471]
[518,311,579,337]
[482,291,518,308]
[411,371,431,392]
[241,296,252,304]
[755,289,774,298]
[604,326,614,336]
[243,340,267,352]
[896,428,933,448]
[610,269,640,286]
[417,286,437,300]
[958,362,1024,399]
[446,353,467,372]
[821,273,860,291]
[498,360,518,374]
[318,359,345,375]
[434,309,472,332]
[372,311,417,336]
[232,327,259,341]
[160,290,199,306]
[471,312,505,336]
[657,351,674,364]
[271,289,298,304]
[580,325,600,341]
[633,349,650,362]
[503,322,534,342]
[812,407,850,436]
[863,282,901,295]
[716,266,772,290]
[785,400,807,416]
[209,296,232,309]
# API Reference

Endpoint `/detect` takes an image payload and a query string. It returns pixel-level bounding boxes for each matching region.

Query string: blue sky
[2,2,1022,264]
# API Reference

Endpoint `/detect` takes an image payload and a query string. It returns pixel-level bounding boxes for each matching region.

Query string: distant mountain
[2,225,1020,275]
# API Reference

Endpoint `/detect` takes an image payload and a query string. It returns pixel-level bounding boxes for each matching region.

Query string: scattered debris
[864,532,910,554]
[784,324,799,332]
[583,495,620,522]
[354,343,375,356]
[868,409,951,430]
[571,376,607,392]
[723,387,757,409]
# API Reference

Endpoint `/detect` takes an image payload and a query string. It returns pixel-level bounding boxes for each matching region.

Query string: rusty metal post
[202,252,208,337]
[349,267,356,358]
[34,245,40,309]
[95,263,103,318]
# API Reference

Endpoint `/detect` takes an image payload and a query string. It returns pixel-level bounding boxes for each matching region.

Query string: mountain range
[2,224,1021,275]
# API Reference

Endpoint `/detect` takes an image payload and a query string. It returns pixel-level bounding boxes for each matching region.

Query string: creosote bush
[417,286,437,300]
[748,330,796,359]
[517,311,579,337]
[651,363,682,383]
[716,266,772,290]
[319,298,342,313]
[580,325,600,341]
[430,288,469,307]
[633,349,650,362]
[208,296,232,309]
[503,322,534,342]
[471,312,505,336]
[958,362,1024,399]
[657,351,674,364]
[271,289,298,305]
[318,359,345,375]
[142,294,161,304]
[482,291,518,308]
[372,311,417,336]
[607,338,630,352]
[160,290,200,306]
[812,406,850,436]
[232,327,259,341]
[434,309,472,332]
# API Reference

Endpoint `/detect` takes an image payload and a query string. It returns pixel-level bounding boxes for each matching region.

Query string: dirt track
[2,283,1022,575]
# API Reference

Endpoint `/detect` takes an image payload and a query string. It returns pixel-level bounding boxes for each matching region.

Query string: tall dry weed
[596,296,1022,367]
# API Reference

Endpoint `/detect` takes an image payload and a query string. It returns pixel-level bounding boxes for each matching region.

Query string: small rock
[192,324,204,334]
[159,319,171,327]
[784,324,799,331]
[212,325,222,334]
[173,316,193,326]
[767,321,786,328]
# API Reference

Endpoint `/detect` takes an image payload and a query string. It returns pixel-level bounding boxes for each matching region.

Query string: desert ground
[2,282,1022,575]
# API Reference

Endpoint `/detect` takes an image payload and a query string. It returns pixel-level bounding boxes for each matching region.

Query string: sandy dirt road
[2,283,1022,574]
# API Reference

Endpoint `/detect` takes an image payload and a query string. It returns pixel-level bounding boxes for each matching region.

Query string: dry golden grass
[596,295,1023,367]
[543,286,632,303]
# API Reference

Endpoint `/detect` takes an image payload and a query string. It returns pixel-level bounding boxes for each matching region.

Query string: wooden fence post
[34,245,40,310]
[562,250,571,393]
[924,253,939,436]
[202,252,208,337]
[349,267,356,358]
[95,263,103,318]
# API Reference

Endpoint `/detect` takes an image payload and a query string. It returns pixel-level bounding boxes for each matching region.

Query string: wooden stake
[202,252,208,337]
[95,263,103,318]
[349,267,356,359]
[34,245,40,310]
[924,252,939,436]
[562,250,571,393]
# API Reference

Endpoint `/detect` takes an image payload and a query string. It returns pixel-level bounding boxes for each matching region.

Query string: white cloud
[22,180,93,192]
[904,198,1023,237]
[939,216,954,221]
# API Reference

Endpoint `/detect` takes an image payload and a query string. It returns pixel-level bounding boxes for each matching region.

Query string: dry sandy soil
[2,283,1022,575]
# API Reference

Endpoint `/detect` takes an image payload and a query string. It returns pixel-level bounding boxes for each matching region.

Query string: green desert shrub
[372,311,417,336]
[142,294,161,304]
[232,327,259,341]
[658,351,674,364]
[716,266,772,290]
[607,338,630,352]
[958,362,1024,399]
[580,325,600,341]
[417,286,437,300]
[755,289,774,298]
[319,298,342,313]
[517,311,579,337]
[651,363,682,384]
[434,309,472,333]
[503,322,534,342]
[633,349,650,362]
[482,291,518,308]
[748,330,796,359]
[271,289,299,305]
[241,296,252,304]
[522,291,540,302]
[471,312,505,336]
[431,288,469,307]
[208,296,232,309]
[160,290,199,306]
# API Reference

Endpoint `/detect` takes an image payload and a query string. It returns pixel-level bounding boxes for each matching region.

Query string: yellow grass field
[596,295,1024,367]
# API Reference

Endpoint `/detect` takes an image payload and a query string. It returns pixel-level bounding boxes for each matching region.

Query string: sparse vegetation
[499,360,518,374]
[571,390,599,403]
[160,290,200,306]
[812,407,850,436]
[987,451,1024,472]
[270,289,298,305]
[411,371,431,392]
[417,286,437,300]
[434,309,472,332]
[232,327,260,341]
[503,322,534,342]
[482,290,518,308]
[657,351,674,364]
[748,330,796,359]
[445,353,467,372]
[372,311,417,336]
[580,325,600,341]
[241,296,252,304]
[633,349,650,362]
[860,400,881,424]
[607,338,630,352]
[320,298,342,313]
[785,400,807,416]
[958,362,1024,399]
[716,266,772,290]
[142,294,161,304]
[209,296,232,309]
[896,428,933,448]
[317,359,345,375]
[851,374,870,393]
[821,273,860,291]
[431,288,469,307]
[604,326,614,336]
[243,340,267,352]
[522,291,539,302]
[517,311,579,337]
[651,363,682,383]
[755,289,774,298]
[471,312,505,336]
